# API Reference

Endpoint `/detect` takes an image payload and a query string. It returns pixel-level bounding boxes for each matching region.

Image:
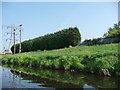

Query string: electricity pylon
[3,24,23,54]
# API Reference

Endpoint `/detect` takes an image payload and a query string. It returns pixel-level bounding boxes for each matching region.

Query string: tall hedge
[11,27,81,53]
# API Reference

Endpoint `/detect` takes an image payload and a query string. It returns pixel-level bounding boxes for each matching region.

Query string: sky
[0,2,2,52]
[118,1,120,21]
[1,2,118,52]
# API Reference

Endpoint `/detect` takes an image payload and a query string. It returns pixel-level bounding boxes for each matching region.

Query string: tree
[11,27,81,53]
[105,21,120,38]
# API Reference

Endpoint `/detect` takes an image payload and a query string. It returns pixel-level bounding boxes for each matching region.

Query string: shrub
[11,27,81,53]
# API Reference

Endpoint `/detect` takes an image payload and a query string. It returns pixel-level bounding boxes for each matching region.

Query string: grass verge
[1,43,120,76]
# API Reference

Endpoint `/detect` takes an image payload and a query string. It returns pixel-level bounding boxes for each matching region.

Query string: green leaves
[11,27,81,53]
[1,43,120,76]
[85,55,119,74]
[105,21,120,38]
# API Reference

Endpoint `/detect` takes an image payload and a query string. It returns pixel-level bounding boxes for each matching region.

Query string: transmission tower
[3,24,22,54]
[5,26,18,54]
[19,24,22,53]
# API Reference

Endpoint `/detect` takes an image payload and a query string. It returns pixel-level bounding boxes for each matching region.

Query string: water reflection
[2,64,120,89]
[0,66,2,90]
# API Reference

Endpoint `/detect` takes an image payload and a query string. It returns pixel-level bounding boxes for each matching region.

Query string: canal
[1,64,120,89]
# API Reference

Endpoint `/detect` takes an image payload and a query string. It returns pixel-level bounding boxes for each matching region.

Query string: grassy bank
[1,43,120,76]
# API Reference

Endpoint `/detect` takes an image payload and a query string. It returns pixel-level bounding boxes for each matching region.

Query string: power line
[6,26,14,52]
[19,24,22,53]
[3,24,23,54]
[13,29,16,54]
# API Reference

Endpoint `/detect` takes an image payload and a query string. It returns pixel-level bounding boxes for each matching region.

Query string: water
[1,65,120,89]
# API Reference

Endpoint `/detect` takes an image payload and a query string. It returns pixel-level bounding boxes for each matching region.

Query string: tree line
[81,21,120,46]
[103,21,120,38]
[11,27,81,53]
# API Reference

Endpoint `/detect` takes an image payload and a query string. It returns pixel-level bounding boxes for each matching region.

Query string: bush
[11,27,81,53]
[1,43,119,76]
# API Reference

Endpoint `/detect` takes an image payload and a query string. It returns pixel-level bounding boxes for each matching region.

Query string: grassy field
[1,43,120,76]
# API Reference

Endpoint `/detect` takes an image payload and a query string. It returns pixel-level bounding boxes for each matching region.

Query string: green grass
[1,43,120,76]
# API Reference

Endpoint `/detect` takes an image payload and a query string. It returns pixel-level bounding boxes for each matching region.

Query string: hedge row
[80,37,120,46]
[11,27,81,53]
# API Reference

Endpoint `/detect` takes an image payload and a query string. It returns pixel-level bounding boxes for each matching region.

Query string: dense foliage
[1,43,120,76]
[82,38,103,46]
[103,21,120,38]
[81,22,120,46]
[11,27,81,53]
